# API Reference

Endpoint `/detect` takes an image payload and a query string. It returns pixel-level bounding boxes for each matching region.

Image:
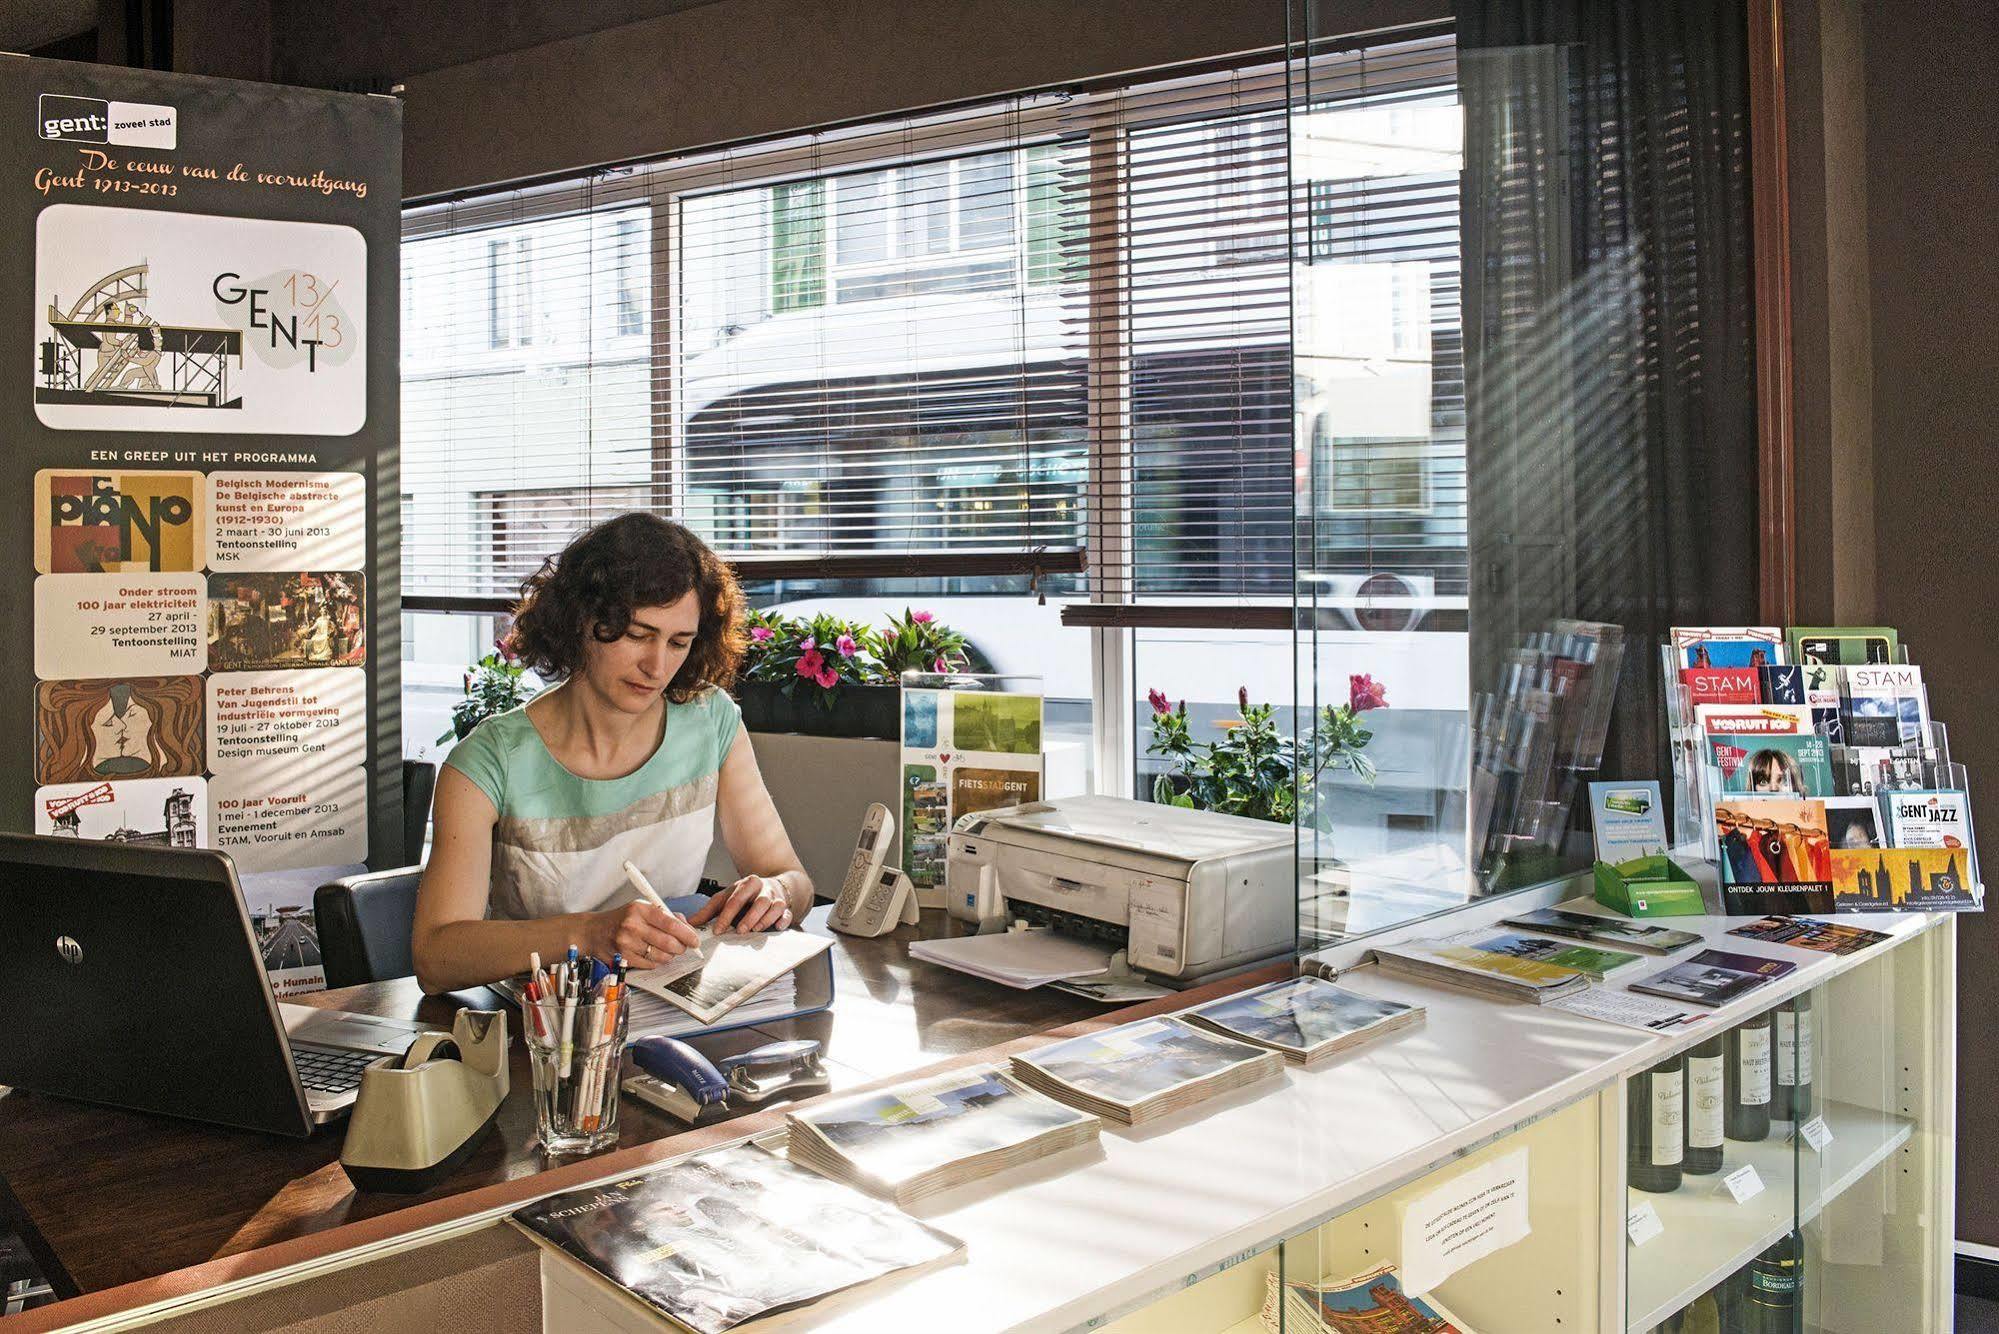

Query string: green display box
[1592,858,1706,917]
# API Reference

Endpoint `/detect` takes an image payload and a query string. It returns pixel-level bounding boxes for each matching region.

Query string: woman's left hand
[687,875,793,934]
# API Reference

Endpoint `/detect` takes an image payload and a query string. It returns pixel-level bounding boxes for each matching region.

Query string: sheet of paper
[908,929,1113,989]
[1626,1202,1664,1247]
[1399,1147,1530,1296]
[1546,985,1714,1033]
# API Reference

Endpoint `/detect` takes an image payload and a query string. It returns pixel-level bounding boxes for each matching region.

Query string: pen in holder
[522,993,626,1156]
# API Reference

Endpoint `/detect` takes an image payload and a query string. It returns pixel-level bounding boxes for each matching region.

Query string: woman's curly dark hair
[505,513,745,703]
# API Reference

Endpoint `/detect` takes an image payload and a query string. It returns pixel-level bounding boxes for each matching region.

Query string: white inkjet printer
[944,795,1294,985]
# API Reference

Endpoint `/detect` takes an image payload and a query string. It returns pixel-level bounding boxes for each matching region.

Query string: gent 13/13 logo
[212,271,344,372]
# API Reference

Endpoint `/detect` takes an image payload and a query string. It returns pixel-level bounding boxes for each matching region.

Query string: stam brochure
[511,1143,962,1334]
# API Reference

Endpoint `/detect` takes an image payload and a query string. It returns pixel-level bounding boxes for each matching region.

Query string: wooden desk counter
[0,908,1100,1306]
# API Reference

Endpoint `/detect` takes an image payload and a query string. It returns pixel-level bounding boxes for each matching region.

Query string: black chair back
[315,867,423,988]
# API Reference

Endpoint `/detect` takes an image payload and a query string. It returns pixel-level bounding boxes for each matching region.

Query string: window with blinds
[398,31,1462,623]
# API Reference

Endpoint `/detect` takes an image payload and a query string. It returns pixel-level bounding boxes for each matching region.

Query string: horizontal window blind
[398,30,1462,617]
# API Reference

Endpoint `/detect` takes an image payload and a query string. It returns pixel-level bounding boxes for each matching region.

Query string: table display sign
[0,60,402,994]
[899,672,1043,902]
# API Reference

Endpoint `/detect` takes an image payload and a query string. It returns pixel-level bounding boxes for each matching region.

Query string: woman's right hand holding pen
[592,899,698,969]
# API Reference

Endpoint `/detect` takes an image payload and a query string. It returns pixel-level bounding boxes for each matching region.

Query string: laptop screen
[0,835,314,1137]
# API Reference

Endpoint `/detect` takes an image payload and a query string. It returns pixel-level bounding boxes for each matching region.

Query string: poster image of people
[35,675,204,786]
[207,572,365,671]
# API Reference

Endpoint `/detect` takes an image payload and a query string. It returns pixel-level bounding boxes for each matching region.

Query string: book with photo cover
[1759,664,1805,706]
[786,1066,1099,1207]
[1371,939,1591,1004]
[1713,795,1835,913]
[1790,626,1900,666]
[1697,704,1834,797]
[1726,915,1892,956]
[510,1144,963,1334]
[1499,907,1702,955]
[1671,626,1787,670]
[1627,949,1797,1007]
[1180,975,1424,1064]
[1260,1263,1478,1334]
[1008,1016,1281,1125]
[624,927,834,1026]
[1833,844,1980,912]
[1801,659,1845,745]
[1841,665,1930,749]
[1446,930,1643,979]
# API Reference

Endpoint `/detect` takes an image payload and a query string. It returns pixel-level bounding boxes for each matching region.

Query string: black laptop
[0,833,432,1137]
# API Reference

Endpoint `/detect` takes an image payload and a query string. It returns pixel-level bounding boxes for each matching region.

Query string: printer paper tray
[907,930,1113,989]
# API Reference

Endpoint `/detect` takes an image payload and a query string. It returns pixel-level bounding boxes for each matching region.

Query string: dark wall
[391,0,1446,198]
[116,0,1450,197]
[1857,0,1999,1248]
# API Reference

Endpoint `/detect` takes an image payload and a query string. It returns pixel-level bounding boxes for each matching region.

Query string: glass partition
[1289,6,1762,954]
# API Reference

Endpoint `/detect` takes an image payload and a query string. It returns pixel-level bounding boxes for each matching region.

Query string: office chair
[313,760,438,988]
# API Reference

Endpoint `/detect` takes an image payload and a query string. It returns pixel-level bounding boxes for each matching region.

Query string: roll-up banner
[0,59,401,995]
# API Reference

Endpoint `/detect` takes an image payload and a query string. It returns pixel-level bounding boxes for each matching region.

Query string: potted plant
[870,608,972,677]
[733,611,899,739]
[438,638,541,744]
[1144,675,1388,827]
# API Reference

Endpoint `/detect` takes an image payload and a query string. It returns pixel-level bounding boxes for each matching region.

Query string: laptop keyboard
[291,1043,379,1096]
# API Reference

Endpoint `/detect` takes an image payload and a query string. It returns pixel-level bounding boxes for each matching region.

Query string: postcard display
[898,671,1044,907]
[0,62,401,994]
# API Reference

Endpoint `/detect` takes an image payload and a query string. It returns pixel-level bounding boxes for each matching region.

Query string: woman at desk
[412,514,813,993]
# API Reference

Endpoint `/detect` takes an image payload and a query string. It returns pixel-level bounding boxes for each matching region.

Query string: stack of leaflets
[1260,1264,1476,1334]
[786,1066,1099,1207]
[625,928,833,1025]
[1627,949,1797,1007]
[1499,907,1702,955]
[1371,938,1591,1004]
[1180,975,1424,1064]
[510,1144,962,1334]
[1441,930,1643,979]
[1008,1016,1281,1125]
[1727,915,1892,956]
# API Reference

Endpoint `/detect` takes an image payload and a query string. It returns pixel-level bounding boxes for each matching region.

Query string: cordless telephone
[828,803,919,937]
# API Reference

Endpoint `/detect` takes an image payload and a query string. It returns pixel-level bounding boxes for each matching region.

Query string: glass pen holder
[522,997,627,1156]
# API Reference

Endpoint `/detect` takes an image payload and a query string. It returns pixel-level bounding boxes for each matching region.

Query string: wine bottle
[1774,992,1814,1124]
[1725,1011,1773,1142]
[1680,1286,1723,1334]
[1684,1032,1725,1174]
[1734,1232,1802,1333]
[1629,1050,1685,1193]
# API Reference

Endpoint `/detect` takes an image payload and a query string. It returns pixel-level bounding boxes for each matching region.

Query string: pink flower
[814,665,838,688]
[796,649,825,680]
[910,611,934,624]
[933,655,950,673]
[836,634,858,657]
[1349,674,1388,712]
[799,636,816,652]
[1147,687,1171,716]
[749,626,774,642]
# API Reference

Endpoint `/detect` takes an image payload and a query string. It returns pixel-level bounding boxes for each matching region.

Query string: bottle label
[1750,1269,1800,1296]
[1776,1010,1814,1088]
[1651,1072,1684,1166]
[1688,1054,1724,1148]
[1739,1026,1772,1105]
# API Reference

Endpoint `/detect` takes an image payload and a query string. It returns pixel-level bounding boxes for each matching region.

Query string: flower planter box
[734,681,900,741]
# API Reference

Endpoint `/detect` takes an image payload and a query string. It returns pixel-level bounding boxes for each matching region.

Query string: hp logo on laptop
[56,935,82,965]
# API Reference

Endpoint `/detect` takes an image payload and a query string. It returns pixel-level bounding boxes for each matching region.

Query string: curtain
[1459,0,1759,817]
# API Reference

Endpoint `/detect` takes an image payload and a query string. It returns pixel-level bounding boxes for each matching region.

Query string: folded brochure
[623,927,833,1025]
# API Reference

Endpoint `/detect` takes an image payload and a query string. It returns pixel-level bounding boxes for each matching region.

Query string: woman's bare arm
[695,727,814,932]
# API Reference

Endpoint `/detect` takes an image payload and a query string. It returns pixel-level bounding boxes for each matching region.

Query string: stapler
[340,1009,509,1193]
[623,1036,830,1125]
